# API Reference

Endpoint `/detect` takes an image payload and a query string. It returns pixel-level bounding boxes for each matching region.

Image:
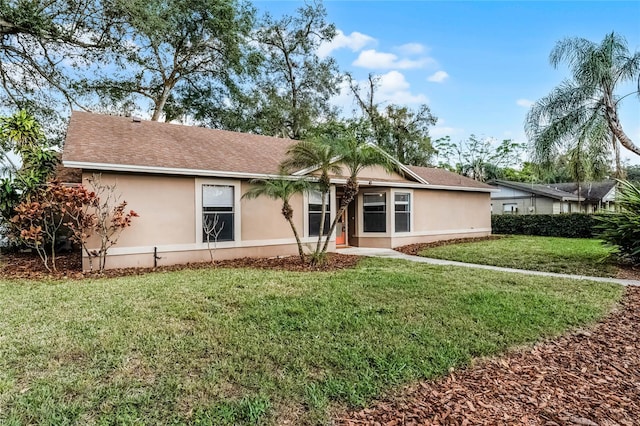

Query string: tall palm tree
[242,176,312,261]
[526,32,640,172]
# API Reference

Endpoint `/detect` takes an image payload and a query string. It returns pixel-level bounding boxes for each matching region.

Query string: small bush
[595,180,640,264]
[492,213,599,238]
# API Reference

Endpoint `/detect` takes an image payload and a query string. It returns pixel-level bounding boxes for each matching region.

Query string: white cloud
[396,42,425,55]
[331,71,428,112]
[353,49,432,70]
[430,125,464,139]
[516,98,534,108]
[317,30,376,58]
[427,70,449,83]
[375,71,428,104]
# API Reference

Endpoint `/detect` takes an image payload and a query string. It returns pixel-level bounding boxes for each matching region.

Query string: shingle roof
[62,112,493,192]
[490,180,582,201]
[62,111,296,175]
[408,166,494,190]
[551,181,616,202]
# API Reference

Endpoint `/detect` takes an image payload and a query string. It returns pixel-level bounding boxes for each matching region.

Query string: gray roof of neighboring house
[490,179,617,202]
[550,181,616,202]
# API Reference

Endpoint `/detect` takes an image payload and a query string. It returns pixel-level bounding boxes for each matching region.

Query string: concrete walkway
[336,247,640,287]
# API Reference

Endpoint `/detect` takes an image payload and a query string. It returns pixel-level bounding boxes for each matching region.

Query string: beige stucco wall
[315,164,407,182]
[240,181,304,241]
[351,187,491,248]
[82,172,197,249]
[80,172,330,270]
[413,189,490,233]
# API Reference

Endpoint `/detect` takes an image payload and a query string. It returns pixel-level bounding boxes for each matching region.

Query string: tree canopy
[526,32,640,174]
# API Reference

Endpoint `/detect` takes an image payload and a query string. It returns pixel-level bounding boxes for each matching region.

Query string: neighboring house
[489,179,616,215]
[62,111,494,270]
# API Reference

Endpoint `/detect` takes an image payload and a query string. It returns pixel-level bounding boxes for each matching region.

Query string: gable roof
[63,111,295,177]
[408,166,494,190]
[490,180,580,201]
[62,111,494,192]
[549,181,617,202]
[489,179,617,202]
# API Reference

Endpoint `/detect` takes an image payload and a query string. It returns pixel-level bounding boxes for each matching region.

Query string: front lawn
[0,258,621,425]
[419,236,616,277]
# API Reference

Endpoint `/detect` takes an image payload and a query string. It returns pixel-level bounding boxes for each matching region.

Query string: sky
[254,0,640,165]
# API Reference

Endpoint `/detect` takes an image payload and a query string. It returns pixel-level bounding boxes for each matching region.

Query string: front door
[336,208,347,245]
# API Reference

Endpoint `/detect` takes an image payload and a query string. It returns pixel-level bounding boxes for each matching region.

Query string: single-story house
[489,179,616,215]
[62,111,494,270]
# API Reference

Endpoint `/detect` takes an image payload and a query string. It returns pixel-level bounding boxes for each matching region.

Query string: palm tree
[526,32,640,173]
[320,134,396,253]
[281,140,341,258]
[282,123,397,260]
[242,176,312,261]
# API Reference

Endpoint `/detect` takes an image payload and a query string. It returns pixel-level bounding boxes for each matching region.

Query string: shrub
[595,180,640,264]
[492,213,599,238]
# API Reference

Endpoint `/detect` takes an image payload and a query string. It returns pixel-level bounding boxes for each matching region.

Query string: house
[489,179,616,215]
[62,111,494,270]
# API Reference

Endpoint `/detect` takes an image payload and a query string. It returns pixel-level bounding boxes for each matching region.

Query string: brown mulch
[337,286,640,426]
[0,251,361,280]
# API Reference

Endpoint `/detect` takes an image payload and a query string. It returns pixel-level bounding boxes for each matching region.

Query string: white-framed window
[363,192,386,233]
[503,203,518,214]
[308,190,330,236]
[202,184,234,242]
[394,192,411,233]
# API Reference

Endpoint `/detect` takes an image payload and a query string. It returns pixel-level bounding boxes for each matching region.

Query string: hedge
[491,213,600,238]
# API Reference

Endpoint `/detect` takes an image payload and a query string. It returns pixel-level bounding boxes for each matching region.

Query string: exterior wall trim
[355,227,492,240]
[65,161,496,193]
[87,236,329,256]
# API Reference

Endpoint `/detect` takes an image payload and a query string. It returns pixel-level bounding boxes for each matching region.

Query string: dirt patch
[0,251,361,280]
[337,286,640,425]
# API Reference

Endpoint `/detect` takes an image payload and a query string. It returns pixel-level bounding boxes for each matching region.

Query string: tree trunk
[315,189,328,256]
[605,96,640,156]
[282,201,305,261]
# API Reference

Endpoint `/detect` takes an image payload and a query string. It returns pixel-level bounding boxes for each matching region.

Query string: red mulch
[0,251,361,280]
[337,286,640,426]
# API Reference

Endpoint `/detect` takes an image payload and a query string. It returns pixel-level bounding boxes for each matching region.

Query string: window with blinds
[363,192,386,233]
[202,185,234,242]
[394,193,410,232]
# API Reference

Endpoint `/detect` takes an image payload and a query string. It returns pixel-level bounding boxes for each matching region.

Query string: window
[503,203,518,214]
[394,192,411,232]
[309,191,330,236]
[202,185,234,242]
[363,192,386,232]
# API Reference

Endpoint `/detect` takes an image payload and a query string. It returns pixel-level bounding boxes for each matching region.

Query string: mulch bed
[0,251,361,280]
[337,286,640,426]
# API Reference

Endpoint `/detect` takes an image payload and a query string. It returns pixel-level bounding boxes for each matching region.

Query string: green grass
[0,258,622,425]
[419,236,617,277]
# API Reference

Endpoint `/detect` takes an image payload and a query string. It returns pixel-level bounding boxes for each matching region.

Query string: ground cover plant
[0,257,621,425]
[417,235,617,277]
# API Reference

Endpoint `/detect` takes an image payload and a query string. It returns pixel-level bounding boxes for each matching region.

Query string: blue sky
[254,0,640,165]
